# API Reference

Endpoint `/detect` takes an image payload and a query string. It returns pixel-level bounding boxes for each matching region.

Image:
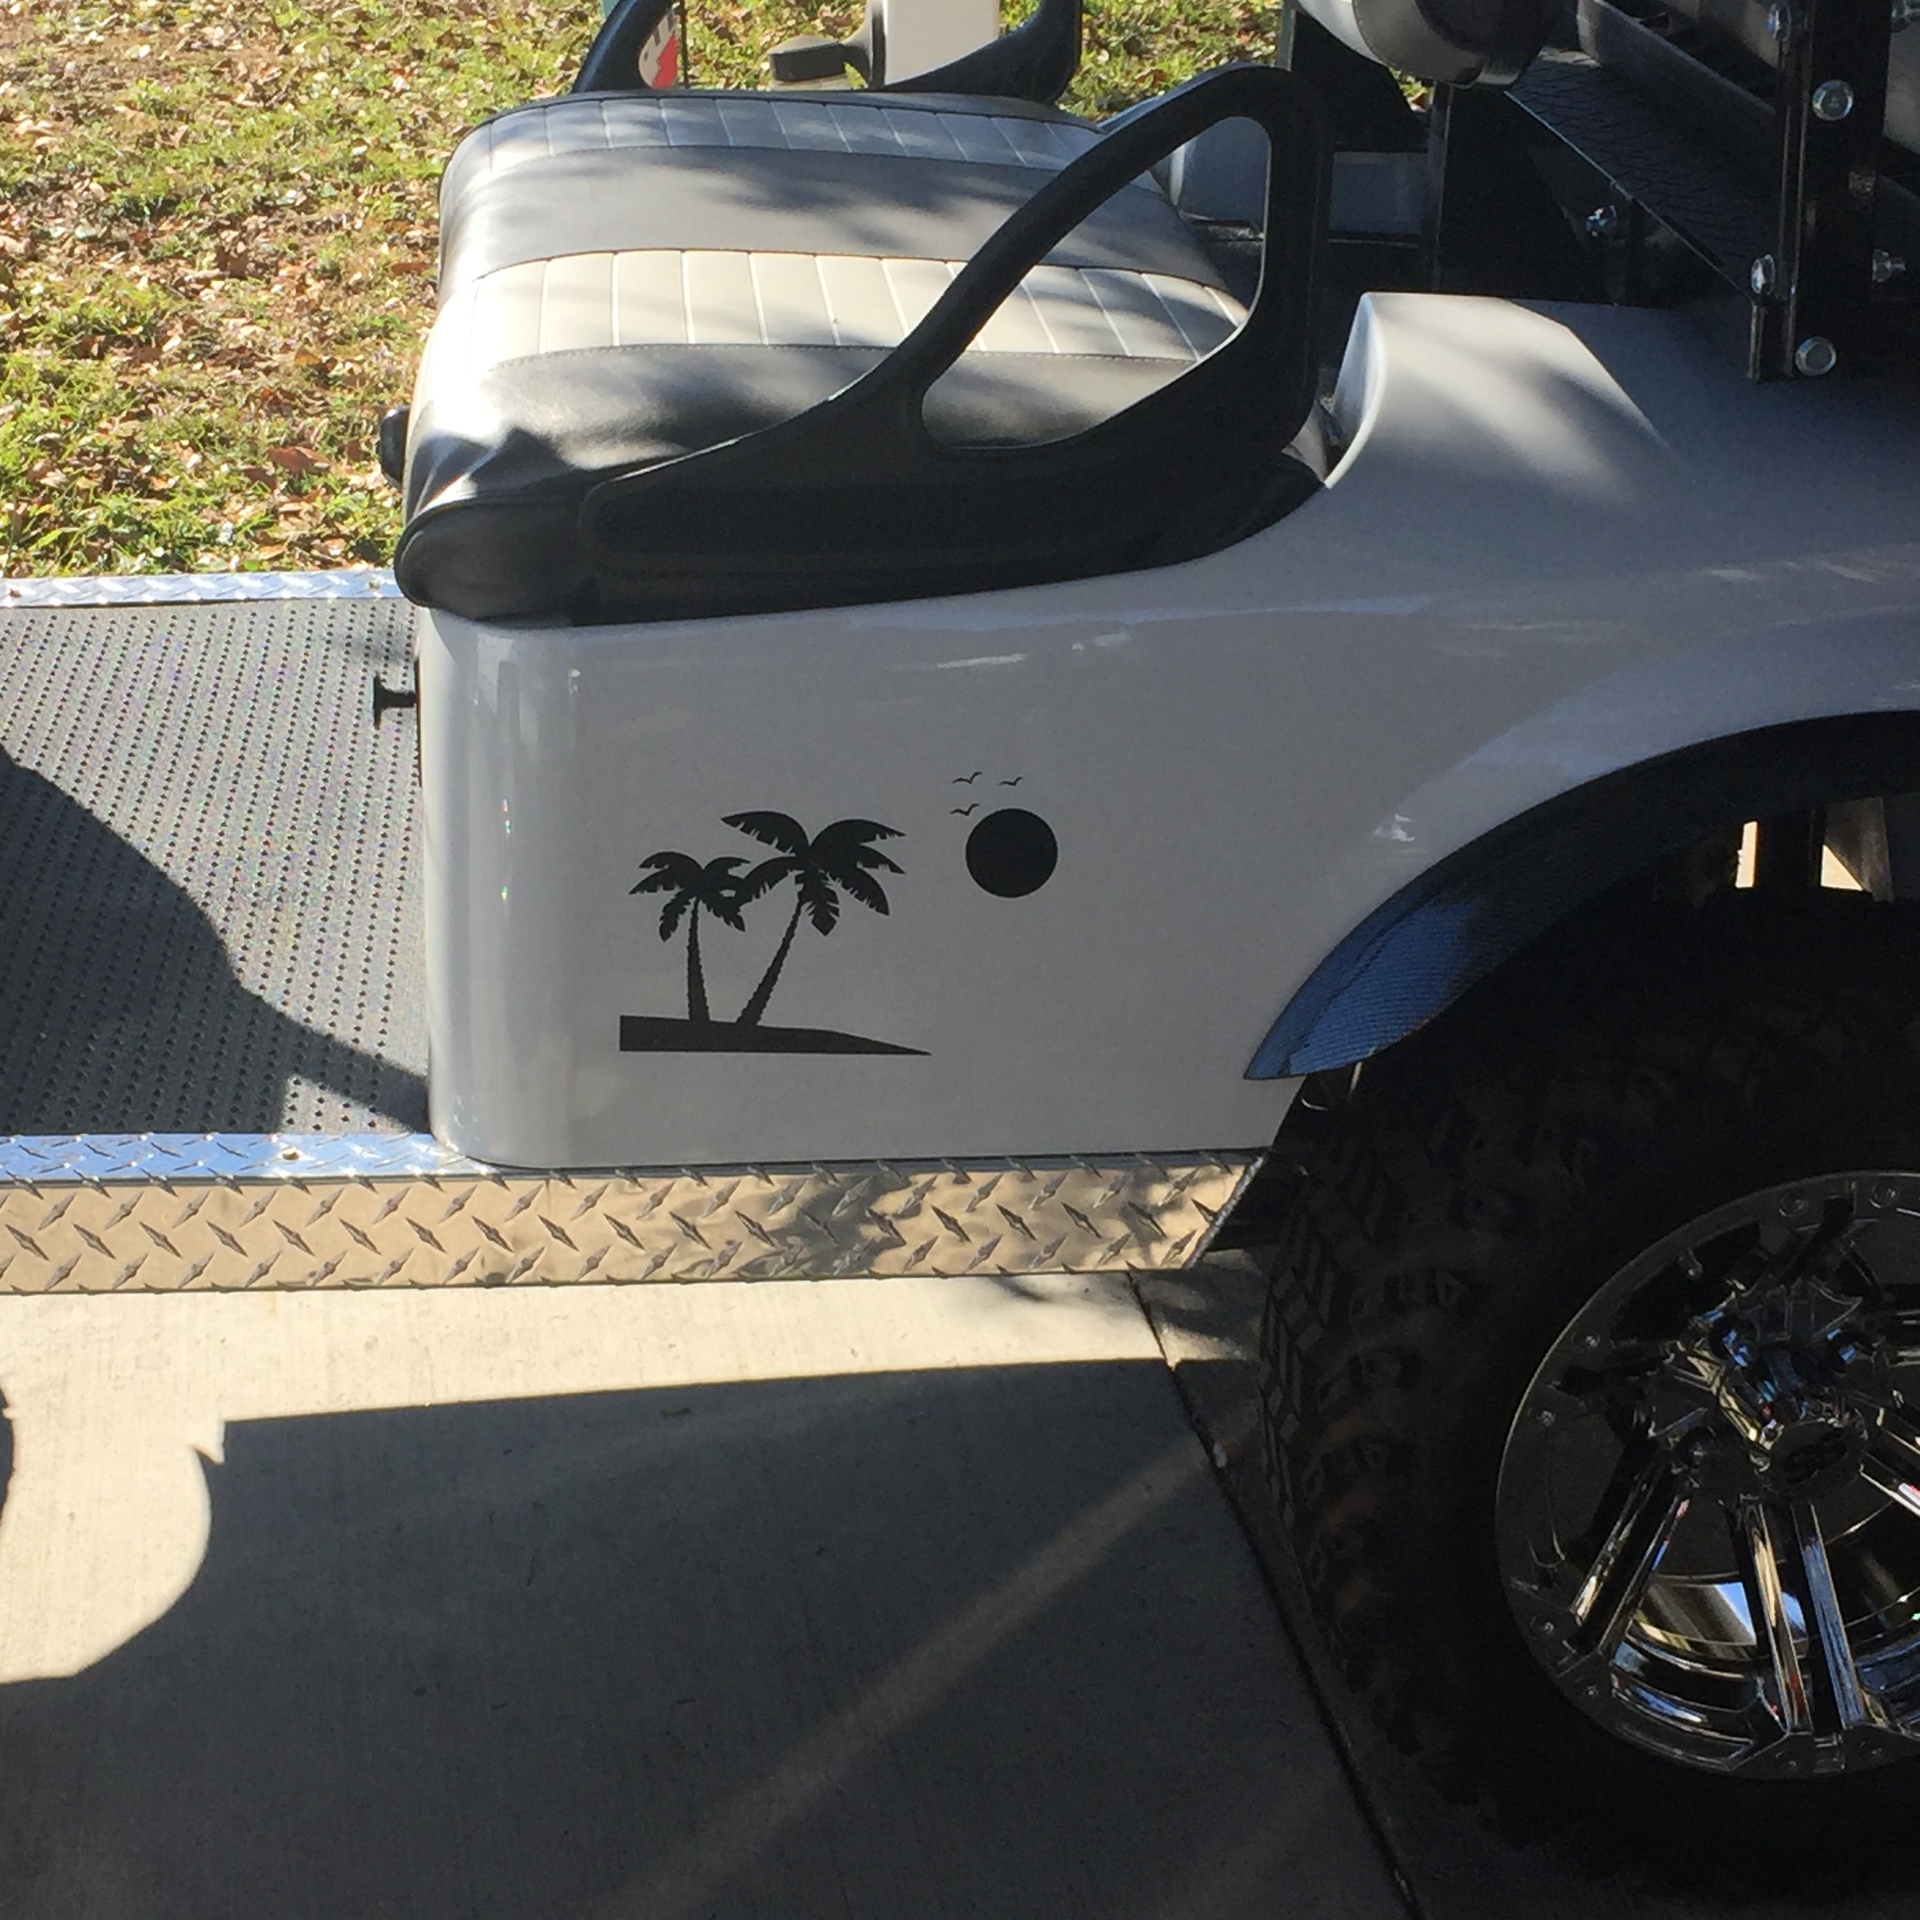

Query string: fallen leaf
[264,445,323,475]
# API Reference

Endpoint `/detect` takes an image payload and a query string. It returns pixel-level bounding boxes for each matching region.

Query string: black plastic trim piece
[1249,713,1920,1078]
[574,0,676,95]
[566,66,1327,625]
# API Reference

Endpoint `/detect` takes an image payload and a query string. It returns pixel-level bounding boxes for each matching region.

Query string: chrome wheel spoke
[1861,1306,1920,1369]
[1737,1499,1811,1734]
[1792,1502,1881,1732]
[1860,1451,1920,1521]
[1573,1447,1689,1656]
[1499,1174,1920,1778]
[1871,1402,1920,1476]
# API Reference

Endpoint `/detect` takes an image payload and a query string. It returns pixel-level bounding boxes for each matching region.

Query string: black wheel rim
[1498,1174,1920,1778]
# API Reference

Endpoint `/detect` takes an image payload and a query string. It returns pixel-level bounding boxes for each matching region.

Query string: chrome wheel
[1499,1174,1920,1778]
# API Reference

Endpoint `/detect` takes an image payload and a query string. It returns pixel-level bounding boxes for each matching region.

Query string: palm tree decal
[622,811,920,1057]
[631,852,748,1024]
[726,812,904,1027]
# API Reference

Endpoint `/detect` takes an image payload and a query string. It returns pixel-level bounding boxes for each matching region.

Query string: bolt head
[1873,250,1907,284]
[1794,336,1839,377]
[1813,79,1856,120]
[1767,2,1797,39]
[1585,204,1621,241]
[1781,1190,1814,1217]
[1751,253,1778,296]
[1533,1406,1557,1428]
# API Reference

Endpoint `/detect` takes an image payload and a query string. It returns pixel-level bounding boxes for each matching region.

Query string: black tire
[1258,889,1920,1891]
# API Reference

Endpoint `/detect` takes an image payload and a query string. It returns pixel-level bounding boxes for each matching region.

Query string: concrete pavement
[0,1274,1405,1919]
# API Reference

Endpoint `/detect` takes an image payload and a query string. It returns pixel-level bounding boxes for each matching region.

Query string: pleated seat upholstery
[398,87,1250,621]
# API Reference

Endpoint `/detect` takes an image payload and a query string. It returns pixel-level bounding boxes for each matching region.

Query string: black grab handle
[578,65,1329,623]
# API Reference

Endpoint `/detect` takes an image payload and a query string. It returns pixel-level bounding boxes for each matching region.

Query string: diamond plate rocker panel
[0,568,400,607]
[0,1137,1256,1291]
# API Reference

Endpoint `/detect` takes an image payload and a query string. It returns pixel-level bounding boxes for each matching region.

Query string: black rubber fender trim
[1249,712,1920,1079]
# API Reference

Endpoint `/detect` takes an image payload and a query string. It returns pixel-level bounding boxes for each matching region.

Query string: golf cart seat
[396,67,1327,625]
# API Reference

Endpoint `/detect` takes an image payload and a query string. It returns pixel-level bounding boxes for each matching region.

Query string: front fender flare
[1249,712,1920,1079]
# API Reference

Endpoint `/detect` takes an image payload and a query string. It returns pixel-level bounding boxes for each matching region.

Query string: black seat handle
[578,65,1328,610]
[589,65,1322,479]
[573,0,676,94]
[874,64,1319,427]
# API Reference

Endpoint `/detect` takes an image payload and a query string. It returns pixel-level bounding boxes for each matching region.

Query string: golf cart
[10,0,1920,1880]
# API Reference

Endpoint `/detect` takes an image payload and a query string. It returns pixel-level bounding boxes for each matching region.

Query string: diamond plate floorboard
[0,593,425,1134]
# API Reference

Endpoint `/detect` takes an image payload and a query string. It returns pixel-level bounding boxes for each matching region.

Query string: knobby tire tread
[1257,891,1920,1890]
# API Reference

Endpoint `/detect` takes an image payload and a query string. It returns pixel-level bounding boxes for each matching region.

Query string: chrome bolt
[1533,1407,1557,1428]
[1582,1682,1604,1699]
[1781,1190,1814,1217]
[1874,250,1907,284]
[1795,335,1839,376]
[1873,1179,1904,1207]
[1768,2,1798,40]
[1813,79,1855,120]
[1535,1618,1558,1636]
[1586,204,1621,241]
[1751,253,1778,296]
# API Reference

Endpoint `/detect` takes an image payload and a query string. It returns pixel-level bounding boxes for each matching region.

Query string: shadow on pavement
[0,1363,1392,1920]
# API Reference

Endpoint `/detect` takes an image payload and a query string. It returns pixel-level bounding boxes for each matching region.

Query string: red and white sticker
[638,10,680,87]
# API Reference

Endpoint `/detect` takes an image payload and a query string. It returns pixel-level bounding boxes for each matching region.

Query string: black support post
[1749,0,1893,378]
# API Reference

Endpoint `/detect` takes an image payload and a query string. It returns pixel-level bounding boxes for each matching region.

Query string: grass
[0,0,1278,575]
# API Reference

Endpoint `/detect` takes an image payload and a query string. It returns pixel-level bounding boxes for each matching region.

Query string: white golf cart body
[16,0,1920,1864]
[422,292,1920,1170]
[7,0,1920,1294]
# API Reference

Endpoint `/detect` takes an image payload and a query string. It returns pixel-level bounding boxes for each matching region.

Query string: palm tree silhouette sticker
[630,853,749,1026]
[621,812,924,1056]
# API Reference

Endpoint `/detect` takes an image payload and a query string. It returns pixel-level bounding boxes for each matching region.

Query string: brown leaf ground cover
[1,0,1276,575]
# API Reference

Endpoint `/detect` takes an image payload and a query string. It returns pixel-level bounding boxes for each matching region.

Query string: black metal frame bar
[1749,0,1894,377]
[1424,0,1918,377]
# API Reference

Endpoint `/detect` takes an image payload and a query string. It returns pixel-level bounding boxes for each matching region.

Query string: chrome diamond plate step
[0,1136,1255,1290]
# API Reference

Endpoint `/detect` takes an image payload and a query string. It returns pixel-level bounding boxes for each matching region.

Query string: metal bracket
[1750,0,1893,378]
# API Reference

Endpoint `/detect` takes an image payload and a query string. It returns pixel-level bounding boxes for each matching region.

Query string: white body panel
[422,293,1920,1168]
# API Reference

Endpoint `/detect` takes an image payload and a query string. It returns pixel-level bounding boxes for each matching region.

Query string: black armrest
[881,0,1080,105]
[573,0,675,94]
[578,65,1329,623]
